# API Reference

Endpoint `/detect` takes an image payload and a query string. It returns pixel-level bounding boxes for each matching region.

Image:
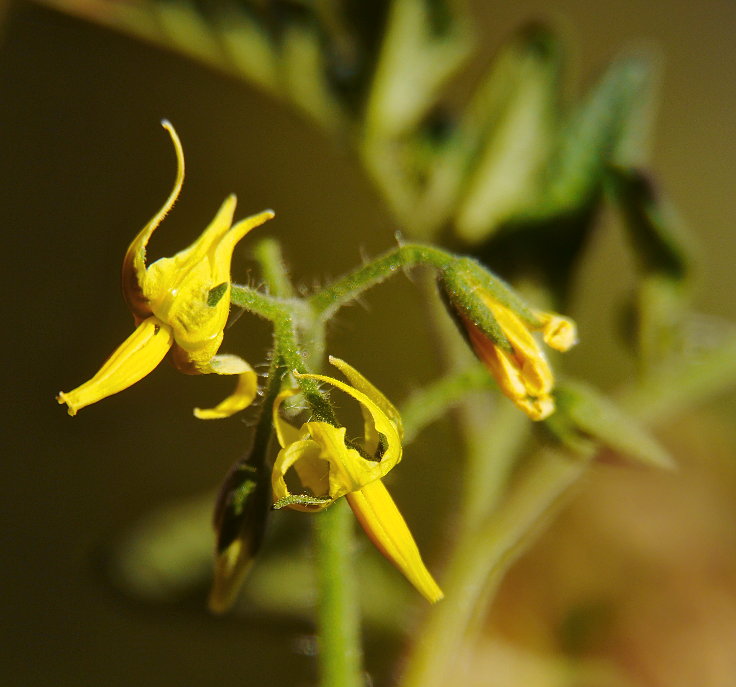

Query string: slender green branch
[252,237,296,299]
[230,283,289,319]
[400,363,494,443]
[309,243,454,319]
[459,398,530,532]
[229,284,333,423]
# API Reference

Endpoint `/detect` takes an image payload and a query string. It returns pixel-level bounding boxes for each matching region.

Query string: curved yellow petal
[56,317,173,415]
[122,121,184,320]
[192,355,258,419]
[295,368,402,470]
[272,388,306,448]
[305,422,393,493]
[211,210,276,285]
[347,480,443,603]
[327,356,404,443]
[535,312,578,351]
[463,297,557,421]
[142,203,274,367]
[464,314,554,421]
[272,438,332,511]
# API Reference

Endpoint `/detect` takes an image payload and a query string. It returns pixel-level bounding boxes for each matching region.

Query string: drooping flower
[57,121,273,419]
[442,258,577,421]
[272,356,443,603]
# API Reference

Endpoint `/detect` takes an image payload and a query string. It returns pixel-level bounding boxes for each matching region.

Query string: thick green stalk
[314,499,364,687]
[233,254,364,687]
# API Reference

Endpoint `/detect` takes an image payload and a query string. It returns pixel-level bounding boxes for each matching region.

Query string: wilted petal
[193,356,258,420]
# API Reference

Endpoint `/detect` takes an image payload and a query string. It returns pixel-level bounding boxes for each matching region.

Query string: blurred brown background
[1,1,734,685]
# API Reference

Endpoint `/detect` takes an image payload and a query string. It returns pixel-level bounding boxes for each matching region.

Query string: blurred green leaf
[362,0,472,140]
[544,379,675,469]
[607,166,695,369]
[452,24,562,242]
[474,53,657,297]
[536,53,656,219]
[607,166,692,281]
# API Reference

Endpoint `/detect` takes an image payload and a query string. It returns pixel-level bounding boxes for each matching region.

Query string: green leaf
[536,53,656,218]
[544,379,675,470]
[452,24,562,242]
[607,166,696,368]
[363,0,472,140]
[607,166,693,281]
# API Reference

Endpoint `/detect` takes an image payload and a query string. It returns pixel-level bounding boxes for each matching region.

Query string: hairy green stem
[248,241,363,687]
[309,243,454,319]
[252,237,296,299]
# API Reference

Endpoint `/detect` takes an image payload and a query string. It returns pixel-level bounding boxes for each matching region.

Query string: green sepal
[439,263,510,353]
[273,494,333,510]
[209,452,273,614]
[207,282,229,307]
[439,258,544,351]
[543,379,675,470]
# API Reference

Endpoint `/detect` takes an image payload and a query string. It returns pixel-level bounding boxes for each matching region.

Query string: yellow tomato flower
[460,294,577,421]
[272,357,443,603]
[57,121,274,419]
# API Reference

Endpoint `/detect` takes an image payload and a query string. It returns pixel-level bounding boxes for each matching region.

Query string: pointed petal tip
[425,582,444,604]
[56,392,77,416]
[208,539,255,615]
[193,366,258,419]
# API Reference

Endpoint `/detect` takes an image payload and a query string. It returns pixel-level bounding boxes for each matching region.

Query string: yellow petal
[143,204,274,367]
[193,355,258,419]
[122,120,184,321]
[209,539,253,614]
[56,316,173,415]
[327,356,404,443]
[463,297,557,420]
[304,422,384,495]
[296,367,402,470]
[273,419,398,510]
[272,438,332,511]
[347,480,443,603]
[272,388,307,448]
[211,210,276,285]
[535,312,578,351]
